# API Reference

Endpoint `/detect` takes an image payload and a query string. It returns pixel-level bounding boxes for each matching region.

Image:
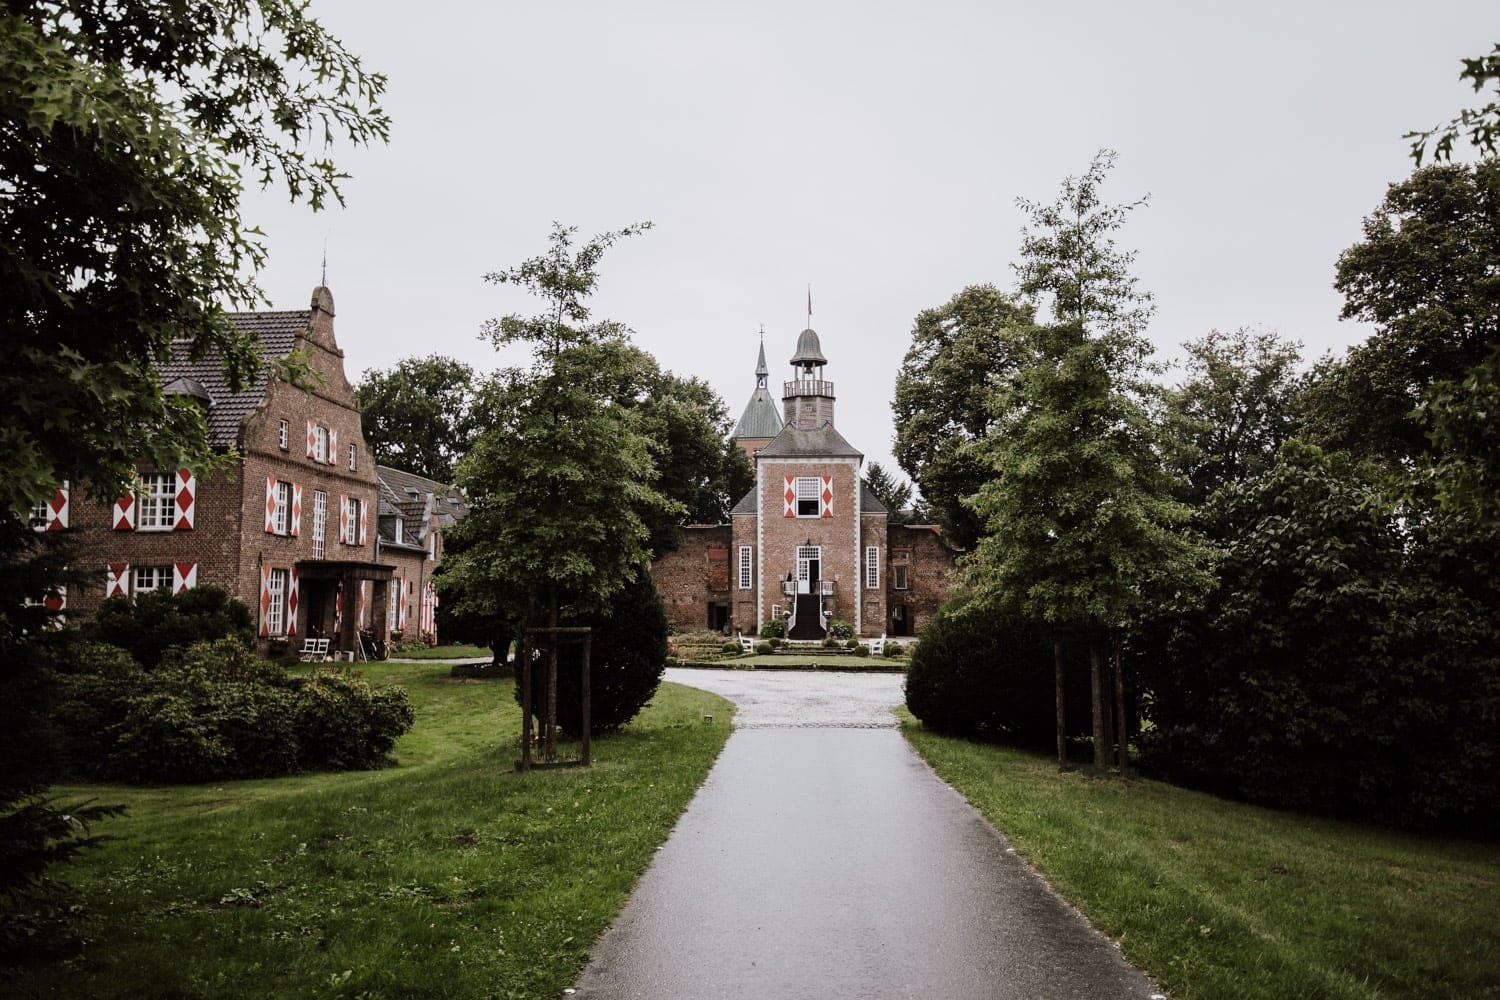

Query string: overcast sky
[242,0,1496,482]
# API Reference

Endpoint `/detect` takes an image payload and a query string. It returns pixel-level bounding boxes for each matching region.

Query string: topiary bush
[721,641,740,655]
[515,572,668,738]
[904,593,1092,745]
[854,643,870,657]
[883,641,904,657]
[754,641,773,655]
[85,586,253,667]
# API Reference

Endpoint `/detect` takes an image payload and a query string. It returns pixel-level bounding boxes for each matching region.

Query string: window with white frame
[427,530,436,560]
[274,480,291,535]
[738,546,752,589]
[794,476,822,517]
[345,498,361,544]
[312,490,328,559]
[388,584,399,632]
[348,443,357,471]
[278,419,289,450]
[771,603,781,620]
[29,499,48,530]
[137,472,177,530]
[865,546,880,589]
[266,568,288,635]
[314,425,328,463]
[134,565,172,594]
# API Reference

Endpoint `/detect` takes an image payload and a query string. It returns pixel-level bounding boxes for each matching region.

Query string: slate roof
[375,465,468,548]
[732,387,784,439]
[158,310,309,448]
[756,422,863,459]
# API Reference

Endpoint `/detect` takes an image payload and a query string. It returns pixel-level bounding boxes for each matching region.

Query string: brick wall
[652,525,732,633]
[886,524,958,637]
[755,457,863,634]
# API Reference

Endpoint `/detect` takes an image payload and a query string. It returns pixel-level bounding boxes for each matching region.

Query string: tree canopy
[357,355,477,482]
[1162,328,1303,504]
[892,284,1035,549]
[442,224,677,633]
[1,0,389,525]
[1406,42,1500,164]
[862,462,917,523]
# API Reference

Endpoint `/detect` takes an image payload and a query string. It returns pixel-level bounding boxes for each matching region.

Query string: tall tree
[892,285,1035,549]
[1301,159,1500,465]
[966,151,1209,770]
[357,355,476,482]
[1162,328,1303,504]
[862,461,915,522]
[441,223,677,650]
[1406,42,1500,164]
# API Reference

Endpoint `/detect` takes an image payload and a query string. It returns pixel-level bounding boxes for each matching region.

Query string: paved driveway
[570,668,1163,999]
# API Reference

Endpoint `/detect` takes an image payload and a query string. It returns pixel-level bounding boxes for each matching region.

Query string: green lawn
[389,643,492,660]
[10,667,732,999]
[903,716,1500,1000]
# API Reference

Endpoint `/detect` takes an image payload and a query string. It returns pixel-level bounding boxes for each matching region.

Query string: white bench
[736,631,757,653]
[299,637,331,662]
[867,635,886,656]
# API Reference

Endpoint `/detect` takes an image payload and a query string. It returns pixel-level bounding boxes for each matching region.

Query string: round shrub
[754,641,773,654]
[768,637,784,649]
[854,643,870,657]
[515,572,667,738]
[904,594,1091,745]
[883,641,904,657]
[721,641,740,655]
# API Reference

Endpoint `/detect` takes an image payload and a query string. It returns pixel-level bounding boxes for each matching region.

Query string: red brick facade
[653,328,957,640]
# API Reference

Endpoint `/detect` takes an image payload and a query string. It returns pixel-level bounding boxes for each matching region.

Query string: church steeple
[732,331,784,456]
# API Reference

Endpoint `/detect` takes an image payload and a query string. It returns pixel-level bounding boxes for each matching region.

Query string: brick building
[374,464,467,644]
[58,287,413,655]
[653,328,957,639]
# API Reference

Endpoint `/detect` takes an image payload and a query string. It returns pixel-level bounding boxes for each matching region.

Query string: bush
[755,641,773,655]
[48,639,414,783]
[845,639,858,650]
[1131,445,1500,829]
[768,636,783,649]
[827,619,853,641]
[514,572,667,738]
[883,641,904,657]
[854,643,870,657]
[721,641,740,654]
[904,593,1092,745]
[759,618,786,640]
[85,585,253,667]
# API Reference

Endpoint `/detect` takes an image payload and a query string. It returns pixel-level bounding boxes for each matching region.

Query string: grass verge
[8,666,732,1000]
[682,654,906,670]
[390,644,493,660]
[902,715,1500,1000]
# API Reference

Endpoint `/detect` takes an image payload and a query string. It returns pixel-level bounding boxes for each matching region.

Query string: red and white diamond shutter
[334,584,343,635]
[357,582,366,627]
[306,419,317,459]
[398,579,410,630]
[113,493,135,531]
[287,568,299,635]
[358,499,368,545]
[259,565,272,636]
[43,586,66,612]
[172,562,198,594]
[45,484,69,530]
[784,477,795,517]
[339,495,350,544]
[820,475,834,518]
[327,428,338,466]
[174,469,195,530]
[105,563,130,597]
[265,477,278,533]
[290,483,302,537]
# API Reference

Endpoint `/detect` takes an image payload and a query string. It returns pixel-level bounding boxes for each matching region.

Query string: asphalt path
[570,669,1164,1000]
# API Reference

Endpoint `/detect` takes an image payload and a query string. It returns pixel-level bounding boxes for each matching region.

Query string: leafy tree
[1,0,389,525]
[357,356,477,482]
[892,285,1035,549]
[1406,43,1500,164]
[443,222,677,667]
[862,461,915,522]
[1162,328,1303,504]
[1421,344,1500,522]
[1132,443,1500,829]
[1,0,386,948]
[966,151,1209,769]
[1301,159,1500,465]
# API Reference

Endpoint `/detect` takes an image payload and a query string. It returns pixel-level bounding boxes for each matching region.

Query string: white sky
[242,0,1497,482]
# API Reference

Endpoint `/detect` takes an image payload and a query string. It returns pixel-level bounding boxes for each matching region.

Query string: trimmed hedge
[905,594,1092,747]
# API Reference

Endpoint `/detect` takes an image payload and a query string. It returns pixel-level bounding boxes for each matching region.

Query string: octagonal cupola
[784,327,836,430]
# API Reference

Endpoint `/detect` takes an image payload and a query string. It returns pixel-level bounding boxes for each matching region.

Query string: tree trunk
[1054,629,1068,772]
[1090,626,1106,769]
[1113,630,1129,775]
[545,586,558,764]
